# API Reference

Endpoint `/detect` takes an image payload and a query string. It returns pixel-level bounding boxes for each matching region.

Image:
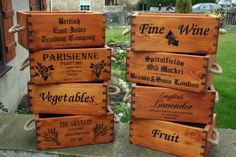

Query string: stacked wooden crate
[127,13,221,157]
[16,11,113,150]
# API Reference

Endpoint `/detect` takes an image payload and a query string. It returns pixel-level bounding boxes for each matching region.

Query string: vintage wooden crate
[29,48,111,84]
[28,82,107,115]
[126,50,218,93]
[17,11,105,51]
[130,114,216,157]
[131,84,216,124]
[35,112,114,150]
[131,13,220,54]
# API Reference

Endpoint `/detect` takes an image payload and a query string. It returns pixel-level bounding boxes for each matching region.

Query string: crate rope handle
[215,90,219,103]
[108,85,121,95]
[208,129,220,146]
[20,57,30,71]
[209,63,223,75]
[24,118,35,132]
[8,24,26,33]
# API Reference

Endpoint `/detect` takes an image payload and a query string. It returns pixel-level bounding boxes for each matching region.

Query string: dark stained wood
[0,0,16,62]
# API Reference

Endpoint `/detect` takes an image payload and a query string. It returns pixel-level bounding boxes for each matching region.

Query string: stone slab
[0,114,236,157]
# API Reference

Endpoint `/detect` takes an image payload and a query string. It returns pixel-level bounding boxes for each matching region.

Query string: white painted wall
[0,0,30,113]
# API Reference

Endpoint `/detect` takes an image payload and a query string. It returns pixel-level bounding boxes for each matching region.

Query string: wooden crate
[28,82,107,115]
[17,11,105,51]
[130,114,216,157]
[131,84,216,124]
[126,50,216,93]
[30,48,111,84]
[131,13,220,54]
[35,112,114,150]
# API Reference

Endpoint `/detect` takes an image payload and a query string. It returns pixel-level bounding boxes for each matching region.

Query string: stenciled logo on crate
[138,23,211,46]
[165,31,179,46]
[94,123,108,140]
[152,129,180,143]
[41,17,96,44]
[32,63,55,81]
[90,60,108,78]
[43,128,60,145]
[39,91,95,105]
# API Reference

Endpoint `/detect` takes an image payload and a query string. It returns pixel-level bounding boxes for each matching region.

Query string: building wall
[50,0,105,12]
[0,0,30,113]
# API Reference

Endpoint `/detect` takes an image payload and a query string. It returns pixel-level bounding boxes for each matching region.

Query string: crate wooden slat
[131,84,216,124]
[126,50,216,93]
[36,112,114,150]
[130,114,216,157]
[29,82,107,115]
[17,11,105,51]
[30,48,111,84]
[131,13,220,54]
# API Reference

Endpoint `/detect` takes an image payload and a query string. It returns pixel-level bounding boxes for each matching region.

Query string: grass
[214,28,236,129]
[106,28,130,43]
[106,27,236,129]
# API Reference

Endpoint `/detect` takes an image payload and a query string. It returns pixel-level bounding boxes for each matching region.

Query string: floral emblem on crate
[94,123,108,139]
[90,60,108,78]
[42,128,60,145]
[165,31,179,46]
[33,63,54,81]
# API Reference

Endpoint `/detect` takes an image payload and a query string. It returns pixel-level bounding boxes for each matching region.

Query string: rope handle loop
[208,129,220,147]
[24,118,35,132]
[20,57,30,71]
[108,85,121,96]
[209,63,223,75]
[9,24,26,33]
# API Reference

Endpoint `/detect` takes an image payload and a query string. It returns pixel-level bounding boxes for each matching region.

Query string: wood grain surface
[30,48,111,84]
[131,13,219,54]
[131,84,216,124]
[17,11,105,51]
[126,50,216,92]
[29,82,107,115]
[36,112,114,150]
[130,114,216,157]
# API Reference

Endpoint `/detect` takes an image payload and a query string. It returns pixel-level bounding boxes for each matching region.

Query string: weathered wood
[0,0,16,62]
[29,82,107,115]
[126,50,216,93]
[130,114,216,157]
[36,112,114,150]
[29,48,111,84]
[17,11,105,51]
[131,84,215,124]
[131,13,220,54]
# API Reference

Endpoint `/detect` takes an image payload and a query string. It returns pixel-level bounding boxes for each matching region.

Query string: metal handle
[9,24,26,33]
[208,129,219,147]
[24,118,35,132]
[209,63,223,75]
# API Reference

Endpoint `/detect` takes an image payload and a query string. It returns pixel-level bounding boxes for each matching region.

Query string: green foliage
[146,0,175,7]
[214,29,236,129]
[16,107,31,114]
[192,0,216,5]
[175,0,192,13]
[146,0,217,7]
[111,103,131,123]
